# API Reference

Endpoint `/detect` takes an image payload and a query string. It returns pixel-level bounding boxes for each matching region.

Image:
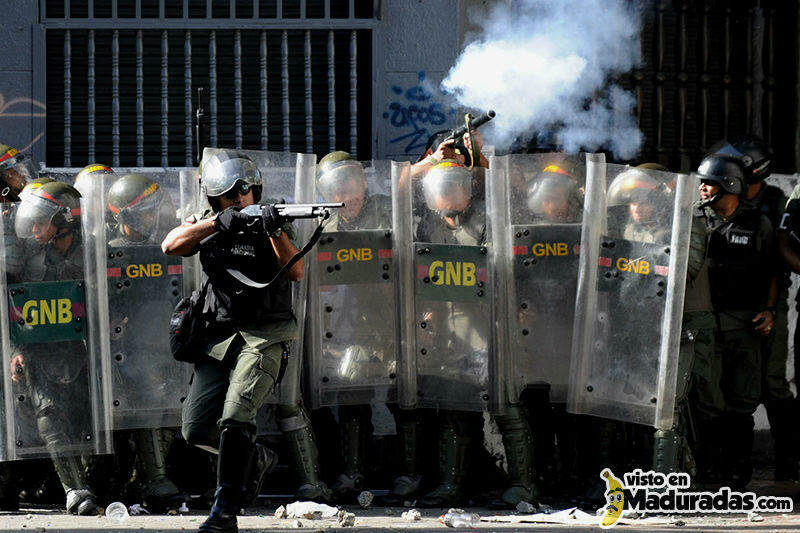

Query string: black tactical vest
[200,226,293,325]
[707,208,768,312]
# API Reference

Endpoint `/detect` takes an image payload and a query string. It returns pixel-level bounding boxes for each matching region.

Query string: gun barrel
[448,110,496,141]
[275,202,344,210]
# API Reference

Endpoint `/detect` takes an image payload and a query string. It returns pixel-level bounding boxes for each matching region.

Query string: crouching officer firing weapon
[162,151,341,533]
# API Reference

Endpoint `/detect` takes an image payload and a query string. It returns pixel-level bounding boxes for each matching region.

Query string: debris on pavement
[401,509,422,521]
[358,490,374,508]
[285,501,339,519]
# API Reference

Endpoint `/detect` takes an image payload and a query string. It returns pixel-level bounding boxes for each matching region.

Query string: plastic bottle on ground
[105,502,129,523]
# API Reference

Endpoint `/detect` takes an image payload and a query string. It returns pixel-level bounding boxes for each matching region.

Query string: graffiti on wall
[382,71,457,155]
[0,93,46,152]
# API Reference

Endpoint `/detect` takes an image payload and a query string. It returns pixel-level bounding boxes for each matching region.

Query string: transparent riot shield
[487,153,585,404]
[567,154,693,429]
[178,168,206,295]
[393,161,492,411]
[198,149,315,408]
[84,170,192,430]
[0,197,112,460]
[307,160,397,409]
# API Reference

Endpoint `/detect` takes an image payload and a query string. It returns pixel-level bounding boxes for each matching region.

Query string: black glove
[214,207,251,234]
[262,204,286,237]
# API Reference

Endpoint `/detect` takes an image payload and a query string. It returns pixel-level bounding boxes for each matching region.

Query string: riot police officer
[606,164,672,243]
[524,164,583,224]
[414,160,535,508]
[697,154,777,489]
[0,145,39,281]
[162,151,303,533]
[710,138,796,481]
[11,181,101,515]
[0,144,37,201]
[104,173,184,510]
[315,151,392,499]
[0,143,38,511]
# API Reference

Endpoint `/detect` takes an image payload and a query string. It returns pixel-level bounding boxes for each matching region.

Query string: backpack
[169,279,210,363]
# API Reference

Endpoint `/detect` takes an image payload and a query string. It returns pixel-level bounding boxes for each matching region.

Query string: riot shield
[393,161,492,411]
[487,153,585,403]
[198,149,316,408]
[84,170,192,430]
[567,154,693,429]
[0,196,112,460]
[307,160,397,409]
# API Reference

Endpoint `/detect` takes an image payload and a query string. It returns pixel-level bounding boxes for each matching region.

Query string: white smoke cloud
[441,0,644,159]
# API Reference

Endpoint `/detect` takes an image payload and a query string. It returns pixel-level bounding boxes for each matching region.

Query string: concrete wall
[375,0,462,161]
[0,0,41,158]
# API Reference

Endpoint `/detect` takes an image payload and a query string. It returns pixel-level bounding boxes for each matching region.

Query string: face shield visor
[201,156,262,198]
[421,162,472,217]
[526,175,581,223]
[317,160,367,200]
[0,156,37,200]
[111,185,171,240]
[14,194,64,239]
[607,170,668,225]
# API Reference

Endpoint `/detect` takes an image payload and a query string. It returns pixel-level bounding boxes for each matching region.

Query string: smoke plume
[441,0,644,159]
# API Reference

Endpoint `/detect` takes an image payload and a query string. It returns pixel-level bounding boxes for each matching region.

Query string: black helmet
[695,154,746,195]
[708,137,773,184]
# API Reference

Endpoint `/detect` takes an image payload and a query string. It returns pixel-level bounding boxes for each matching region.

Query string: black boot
[199,427,254,533]
[332,405,372,500]
[0,463,18,512]
[419,412,475,508]
[725,413,754,490]
[243,443,278,505]
[384,407,422,506]
[693,414,721,487]
[493,404,537,508]
[766,398,799,481]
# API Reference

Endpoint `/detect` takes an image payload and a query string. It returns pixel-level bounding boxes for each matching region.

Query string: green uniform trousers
[717,327,762,415]
[181,337,287,448]
[762,298,792,402]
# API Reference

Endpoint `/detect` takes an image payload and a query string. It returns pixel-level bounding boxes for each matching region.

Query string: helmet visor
[527,177,579,222]
[0,158,37,199]
[202,158,261,197]
[422,174,472,214]
[114,187,171,239]
[15,195,59,238]
[317,160,366,200]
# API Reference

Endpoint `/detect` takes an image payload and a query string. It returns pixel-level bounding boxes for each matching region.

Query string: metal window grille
[40,0,379,168]
[618,0,795,172]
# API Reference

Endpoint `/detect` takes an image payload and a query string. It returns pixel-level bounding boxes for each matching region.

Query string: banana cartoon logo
[600,468,625,528]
